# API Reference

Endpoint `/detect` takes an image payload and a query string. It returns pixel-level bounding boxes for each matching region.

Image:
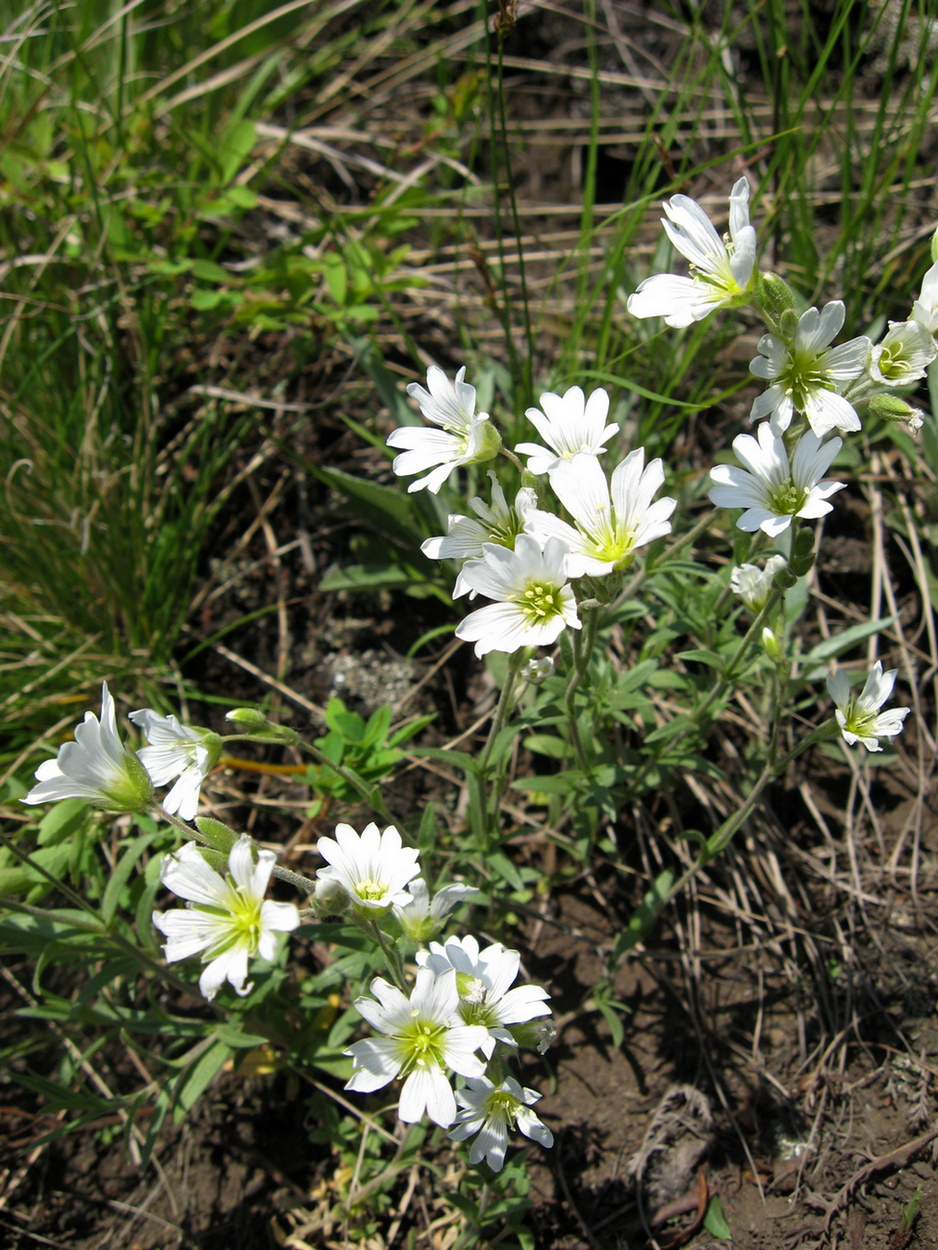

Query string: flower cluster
[392,373,675,657]
[23,685,223,820]
[154,835,300,1000]
[317,824,554,1168]
[628,174,913,754]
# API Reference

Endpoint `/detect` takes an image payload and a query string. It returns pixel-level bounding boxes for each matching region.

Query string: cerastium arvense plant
[12,175,924,1233]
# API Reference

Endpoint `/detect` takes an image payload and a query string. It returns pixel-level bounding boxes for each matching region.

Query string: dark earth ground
[3,1,938,1246]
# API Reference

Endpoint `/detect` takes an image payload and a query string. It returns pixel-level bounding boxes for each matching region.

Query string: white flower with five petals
[515,385,619,475]
[421,472,538,599]
[315,822,420,920]
[869,320,936,386]
[23,684,153,813]
[826,662,910,752]
[455,535,581,656]
[153,835,300,1001]
[709,424,844,536]
[524,449,675,578]
[748,301,870,436]
[449,1075,553,1171]
[627,177,757,327]
[129,710,221,821]
[345,968,489,1126]
[387,366,501,494]
[730,554,788,611]
[416,934,551,1058]
[392,878,480,942]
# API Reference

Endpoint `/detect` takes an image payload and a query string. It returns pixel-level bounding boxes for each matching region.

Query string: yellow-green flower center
[355,877,388,902]
[842,701,877,739]
[400,1017,447,1071]
[486,1090,522,1126]
[875,344,908,381]
[515,580,566,624]
[778,350,832,407]
[768,481,807,516]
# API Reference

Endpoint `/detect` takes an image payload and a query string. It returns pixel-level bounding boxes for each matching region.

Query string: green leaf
[218,119,257,185]
[802,616,896,664]
[676,648,727,670]
[102,831,160,925]
[486,852,524,891]
[307,464,424,549]
[319,563,415,593]
[409,747,480,777]
[704,1195,732,1239]
[173,1040,232,1124]
[595,1000,624,1048]
[37,798,89,845]
[612,869,674,963]
[522,734,571,759]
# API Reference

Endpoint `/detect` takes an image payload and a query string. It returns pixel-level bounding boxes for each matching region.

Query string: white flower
[387,366,501,494]
[421,471,538,598]
[524,449,675,578]
[627,177,757,327]
[869,320,936,386]
[912,260,938,335]
[392,877,480,942]
[521,656,554,684]
[749,302,871,436]
[708,424,845,537]
[826,662,910,752]
[449,1075,553,1171]
[455,535,581,656]
[129,710,221,821]
[515,386,619,475]
[730,554,788,611]
[23,683,154,813]
[315,822,420,920]
[345,968,489,1126]
[416,934,551,1058]
[153,835,300,1001]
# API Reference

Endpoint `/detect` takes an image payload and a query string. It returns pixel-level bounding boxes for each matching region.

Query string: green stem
[368,920,408,993]
[293,738,399,828]
[154,805,320,894]
[479,650,526,776]
[225,727,401,827]
[564,605,599,770]
[499,446,526,474]
[614,511,713,610]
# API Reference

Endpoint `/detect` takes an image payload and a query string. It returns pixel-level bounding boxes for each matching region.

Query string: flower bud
[778,307,800,343]
[225,707,270,730]
[789,525,816,577]
[931,224,938,264]
[313,877,350,917]
[759,271,796,319]
[869,393,925,431]
[468,419,502,465]
[762,627,784,664]
[195,816,239,854]
[510,1017,557,1054]
[731,555,787,611]
[225,708,298,744]
[521,656,554,685]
